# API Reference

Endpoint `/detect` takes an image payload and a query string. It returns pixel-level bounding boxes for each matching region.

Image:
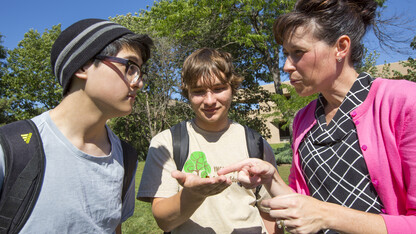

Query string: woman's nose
[283,57,295,74]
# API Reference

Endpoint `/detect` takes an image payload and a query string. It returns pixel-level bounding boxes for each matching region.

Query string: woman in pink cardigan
[218,0,416,233]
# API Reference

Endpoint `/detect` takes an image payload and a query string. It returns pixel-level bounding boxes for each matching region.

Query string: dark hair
[95,33,154,64]
[274,0,377,64]
[181,48,243,99]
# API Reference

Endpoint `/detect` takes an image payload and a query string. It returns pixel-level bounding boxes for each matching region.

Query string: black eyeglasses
[95,55,147,85]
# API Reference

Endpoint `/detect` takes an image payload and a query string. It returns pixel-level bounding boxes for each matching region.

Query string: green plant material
[268,84,317,142]
[393,36,416,82]
[1,26,62,123]
[184,151,212,178]
[274,143,293,165]
[122,162,161,233]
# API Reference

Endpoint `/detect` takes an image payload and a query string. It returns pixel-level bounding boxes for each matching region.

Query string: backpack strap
[243,125,264,160]
[165,122,188,234]
[120,139,138,203]
[0,119,45,233]
[170,121,189,171]
[243,125,264,200]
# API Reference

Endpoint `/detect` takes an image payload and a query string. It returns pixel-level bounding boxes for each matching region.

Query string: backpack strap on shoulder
[243,125,265,200]
[120,139,138,203]
[170,121,189,171]
[244,125,264,160]
[0,119,45,233]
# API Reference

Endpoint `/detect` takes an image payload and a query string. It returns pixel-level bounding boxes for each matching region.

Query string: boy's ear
[74,68,87,80]
[74,62,93,80]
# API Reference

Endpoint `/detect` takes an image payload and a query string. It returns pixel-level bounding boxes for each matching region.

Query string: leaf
[183,151,211,178]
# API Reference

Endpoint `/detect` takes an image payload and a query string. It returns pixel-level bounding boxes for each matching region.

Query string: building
[258,82,291,144]
[374,61,409,78]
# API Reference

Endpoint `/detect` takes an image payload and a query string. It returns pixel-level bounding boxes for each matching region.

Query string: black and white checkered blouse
[298,73,383,233]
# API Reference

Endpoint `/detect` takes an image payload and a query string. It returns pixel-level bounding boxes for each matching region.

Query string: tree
[0,33,12,125]
[109,14,194,158]
[0,34,6,61]
[393,36,416,82]
[268,84,317,142]
[112,0,297,138]
[142,0,294,91]
[1,26,61,122]
[355,48,380,76]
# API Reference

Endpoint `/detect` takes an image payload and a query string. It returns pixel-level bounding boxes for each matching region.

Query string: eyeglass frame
[94,55,147,85]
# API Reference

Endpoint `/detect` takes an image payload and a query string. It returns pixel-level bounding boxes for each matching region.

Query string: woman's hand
[217,158,277,189]
[217,158,292,197]
[262,193,329,234]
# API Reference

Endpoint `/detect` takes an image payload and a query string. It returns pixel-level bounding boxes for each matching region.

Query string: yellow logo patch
[21,133,32,144]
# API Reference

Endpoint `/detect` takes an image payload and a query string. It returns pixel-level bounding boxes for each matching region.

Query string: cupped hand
[262,193,327,234]
[217,158,277,189]
[171,170,232,198]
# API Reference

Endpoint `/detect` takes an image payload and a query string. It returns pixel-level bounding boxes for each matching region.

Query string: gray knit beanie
[50,18,133,95]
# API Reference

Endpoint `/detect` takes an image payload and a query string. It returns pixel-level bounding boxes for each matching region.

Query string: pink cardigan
[290,78,416,233]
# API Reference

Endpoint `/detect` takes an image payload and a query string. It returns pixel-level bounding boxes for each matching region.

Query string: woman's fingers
[217,159,256,175]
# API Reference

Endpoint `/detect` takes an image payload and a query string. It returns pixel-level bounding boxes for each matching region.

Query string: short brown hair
[181,48,243,99]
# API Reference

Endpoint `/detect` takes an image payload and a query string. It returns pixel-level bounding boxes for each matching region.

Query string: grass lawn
[122,162,291,233]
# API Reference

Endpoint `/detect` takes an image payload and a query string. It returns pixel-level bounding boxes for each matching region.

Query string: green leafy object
[184,151,211,178]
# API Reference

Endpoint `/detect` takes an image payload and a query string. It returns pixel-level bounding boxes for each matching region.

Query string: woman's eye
[295,50,304,55]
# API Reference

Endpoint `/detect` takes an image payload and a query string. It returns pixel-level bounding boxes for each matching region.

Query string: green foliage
[230,85,273,138]
[268,84,317,136]
[184,151,212,178]
[393,36,416,82]
[121,162,161,233]
[0,34,10,125]
[1,26,61,123]
[274,143,292,165]
[134,0,297,137]
[109,15,194,159]
[355,48,380,76]
[0,34,6,61]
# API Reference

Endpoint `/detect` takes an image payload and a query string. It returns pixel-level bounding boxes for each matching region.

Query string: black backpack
[0,119,138,234]
[169,121,264,186]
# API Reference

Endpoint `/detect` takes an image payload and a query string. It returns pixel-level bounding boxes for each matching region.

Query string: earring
[337,58,342,63]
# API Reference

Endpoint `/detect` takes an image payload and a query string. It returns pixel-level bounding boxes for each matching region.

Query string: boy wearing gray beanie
[0,18,153,233]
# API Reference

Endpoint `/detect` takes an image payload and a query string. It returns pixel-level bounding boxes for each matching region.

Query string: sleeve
[381,88,416,232]
[255,140,277,213]
[136,130,180,202]
[120,160,137,222]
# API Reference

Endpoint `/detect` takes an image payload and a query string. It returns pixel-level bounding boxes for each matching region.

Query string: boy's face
[83,47,144,118]
[188,75,232,131]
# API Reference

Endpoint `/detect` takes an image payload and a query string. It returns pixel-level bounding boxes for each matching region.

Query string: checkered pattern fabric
[298,73,383,233]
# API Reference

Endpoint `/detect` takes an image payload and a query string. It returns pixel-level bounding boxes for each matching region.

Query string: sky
[1,0,415,65]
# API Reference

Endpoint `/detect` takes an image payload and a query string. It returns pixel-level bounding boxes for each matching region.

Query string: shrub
[274,143,292,165]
